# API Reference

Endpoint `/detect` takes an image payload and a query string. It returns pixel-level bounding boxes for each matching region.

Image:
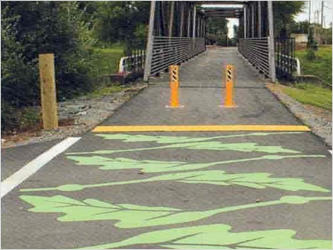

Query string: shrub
[305,49,316,60]
[1,2,96,132]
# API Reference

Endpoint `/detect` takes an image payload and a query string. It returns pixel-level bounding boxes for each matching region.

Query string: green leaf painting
[20,195,331,228]
[67,154,325,173]
[80,223,332,249]
[95,132,303,144]
[67,141,300,155]
[66,132,305,156]
[21,170,330,193]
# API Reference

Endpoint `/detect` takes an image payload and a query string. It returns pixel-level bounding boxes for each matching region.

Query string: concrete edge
[1,83,148,149]
[265,83,332,148]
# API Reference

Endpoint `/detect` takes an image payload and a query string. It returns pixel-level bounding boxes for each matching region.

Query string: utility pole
[308,0,311,24]
[321,1,324,28]
[308,0,311,36]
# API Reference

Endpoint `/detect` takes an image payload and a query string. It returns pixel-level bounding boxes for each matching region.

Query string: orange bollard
[167,65,181,108]
[224,64,236,107]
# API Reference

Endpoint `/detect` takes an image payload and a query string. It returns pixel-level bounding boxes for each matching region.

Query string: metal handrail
[118,51,145,74]
[150,36,206,75]
[275,53,301,76]
[238,37,270,77]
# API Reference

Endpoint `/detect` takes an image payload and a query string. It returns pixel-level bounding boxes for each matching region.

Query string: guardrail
[150,36,206,75]
[275,37,297,79]
[275,53,301,76]
[238,37,270,78]
[118,50,145,74]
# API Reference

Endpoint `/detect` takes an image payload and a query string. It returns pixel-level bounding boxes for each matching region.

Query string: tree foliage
[273,1,305,37]
[206,17,228,45]
[93,1,149,53]
[1,2,96,131]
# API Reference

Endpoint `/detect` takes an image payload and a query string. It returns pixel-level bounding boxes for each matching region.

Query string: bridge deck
[1,47,331,249]
[105,47,299,126]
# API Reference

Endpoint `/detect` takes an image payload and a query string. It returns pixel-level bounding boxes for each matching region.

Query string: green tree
[273,1,305,37]
[1,2,95,132]
[206,17,228,45]
[94,2,150,53]
[290,21,310,34]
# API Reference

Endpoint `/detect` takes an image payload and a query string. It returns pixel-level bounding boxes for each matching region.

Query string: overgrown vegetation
[1,2,149,133]
[91,45,125,76]
[1,1,323,134]
[86,85,126,99]
[281,83,332,110]
[295,46,332,87]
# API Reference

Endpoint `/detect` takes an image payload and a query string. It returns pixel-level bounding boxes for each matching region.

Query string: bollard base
[219,104,238,108]
[165,105,184,109]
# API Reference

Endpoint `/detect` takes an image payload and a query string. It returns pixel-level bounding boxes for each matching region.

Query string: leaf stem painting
[19,132,332,249]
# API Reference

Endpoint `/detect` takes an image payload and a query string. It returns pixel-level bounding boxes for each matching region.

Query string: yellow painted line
[92,125,311,132]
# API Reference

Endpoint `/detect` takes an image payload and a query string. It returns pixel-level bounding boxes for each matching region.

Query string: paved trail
[1,48,331,249]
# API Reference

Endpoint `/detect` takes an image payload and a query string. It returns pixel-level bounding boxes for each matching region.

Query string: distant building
[290,33,308,44]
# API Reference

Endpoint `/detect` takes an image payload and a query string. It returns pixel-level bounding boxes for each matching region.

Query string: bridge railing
[238,37,270,78]
[275,53,301,77]
[150,36,205,75]
[118,50,145,74]
[275,37,297,79]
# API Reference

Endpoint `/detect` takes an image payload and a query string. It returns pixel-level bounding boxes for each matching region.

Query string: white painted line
[1,137,81,198]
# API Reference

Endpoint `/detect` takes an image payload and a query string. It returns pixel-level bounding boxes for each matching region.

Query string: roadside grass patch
[91,44,125,76]
[281,83,332,110]
[86,85,126,99]
[295,46,332,87]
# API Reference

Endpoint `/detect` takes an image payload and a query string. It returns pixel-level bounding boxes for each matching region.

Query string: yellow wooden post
[39,53,58,130]
[168,65,180,108]
[224,64,236,107]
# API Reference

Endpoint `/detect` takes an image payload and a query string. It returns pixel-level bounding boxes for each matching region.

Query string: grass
[295,46,332,86]
[85,85,126,99]
[281,83,332,110]
[91,44,125,76]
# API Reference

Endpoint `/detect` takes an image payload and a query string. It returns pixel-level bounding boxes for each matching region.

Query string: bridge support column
[268,1,276,82]
[251,3,255,37]
[258,1,262,37]
[187,5,191,37]
[168,1,175,37]
[179,2,185,37]
[143,1,156,82]
[243,5,247,38]
[192,5,196,38]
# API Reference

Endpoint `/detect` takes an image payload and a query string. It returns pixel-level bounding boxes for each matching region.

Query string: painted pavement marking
[19,194,331,228]
[81,223,332,249]
[1,137,81,198]
[12,132,332,248]
[92,125,311,132]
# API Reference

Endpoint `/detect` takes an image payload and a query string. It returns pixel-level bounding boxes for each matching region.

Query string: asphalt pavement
[1,47,331,249]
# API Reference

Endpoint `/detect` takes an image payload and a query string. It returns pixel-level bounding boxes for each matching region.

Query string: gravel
[266,83,332,147]
[2,82,147,148]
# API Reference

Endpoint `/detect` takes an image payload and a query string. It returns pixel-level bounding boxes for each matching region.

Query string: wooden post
[39,53,58,130]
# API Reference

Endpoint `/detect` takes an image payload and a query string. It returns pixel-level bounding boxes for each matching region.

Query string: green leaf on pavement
[21,170,330,193]
[67,154,325,173]
[80,223,332,249]
[20,195,331,229]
